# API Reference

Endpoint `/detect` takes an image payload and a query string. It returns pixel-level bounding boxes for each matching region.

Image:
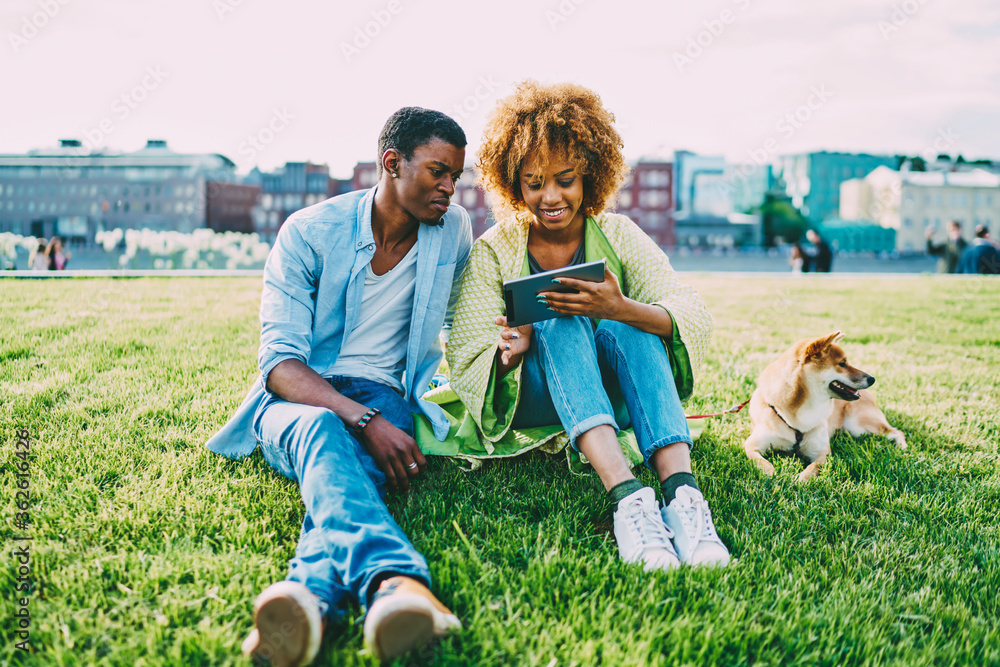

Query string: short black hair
[376,107,466,177]
[975,224,989,239]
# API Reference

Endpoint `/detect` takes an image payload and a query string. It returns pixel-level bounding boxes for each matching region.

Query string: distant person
[31,239,49,270]
[806,229,832,272]
[926,220,967,273]
[789,243,805,274]
[45,236,69,270]
[957,225,1000,275]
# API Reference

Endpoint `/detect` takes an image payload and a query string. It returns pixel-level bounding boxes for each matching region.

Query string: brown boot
[362,576,461,661]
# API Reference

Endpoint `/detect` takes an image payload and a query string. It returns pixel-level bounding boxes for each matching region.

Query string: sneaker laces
[675,495,721,544]
[623,497,674,550]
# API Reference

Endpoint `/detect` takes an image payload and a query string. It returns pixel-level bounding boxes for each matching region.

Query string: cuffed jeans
[512,317,692,466]
[253,376,430,620]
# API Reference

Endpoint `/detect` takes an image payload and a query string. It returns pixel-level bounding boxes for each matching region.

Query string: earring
[391,172,398,178]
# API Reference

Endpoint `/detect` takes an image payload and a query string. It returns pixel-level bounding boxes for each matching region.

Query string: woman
[445,81,729,572]
[46,236,69,270]
[31,239,49,270]
[790,243,805,274]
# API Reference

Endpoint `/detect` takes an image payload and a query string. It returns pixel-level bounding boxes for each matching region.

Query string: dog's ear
[805,331,843,358]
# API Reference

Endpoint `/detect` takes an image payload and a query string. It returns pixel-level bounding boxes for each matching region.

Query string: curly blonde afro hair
[477,80,630,220]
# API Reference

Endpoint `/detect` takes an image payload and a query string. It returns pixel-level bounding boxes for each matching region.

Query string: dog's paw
[889,431,907,449]
[755,459,775,476]
[796,470,814,483]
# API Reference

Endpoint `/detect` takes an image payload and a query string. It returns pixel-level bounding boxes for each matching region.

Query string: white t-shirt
[329,244,418,392]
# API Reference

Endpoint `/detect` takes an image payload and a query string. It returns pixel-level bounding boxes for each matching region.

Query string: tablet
[502,259,606,327]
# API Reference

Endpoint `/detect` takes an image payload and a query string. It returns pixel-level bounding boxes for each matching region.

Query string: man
[806,229,833,273]
[926,220,967,274]
[205,107,471,666]
[957,224,1000,275]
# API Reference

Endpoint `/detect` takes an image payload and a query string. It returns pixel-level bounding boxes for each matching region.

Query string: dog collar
[768,403,804,455]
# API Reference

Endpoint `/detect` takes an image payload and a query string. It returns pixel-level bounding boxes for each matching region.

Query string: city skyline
[3,0,999,178]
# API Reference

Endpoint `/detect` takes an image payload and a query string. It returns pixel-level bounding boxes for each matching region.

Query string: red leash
[686,398,751,420]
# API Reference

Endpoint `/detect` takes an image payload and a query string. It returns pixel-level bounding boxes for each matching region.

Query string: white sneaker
[613,487,682,572]
[241,580,323,667]
[661,486,731,567]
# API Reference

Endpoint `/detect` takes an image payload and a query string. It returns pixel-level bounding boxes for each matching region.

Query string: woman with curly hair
[435,81,730,572]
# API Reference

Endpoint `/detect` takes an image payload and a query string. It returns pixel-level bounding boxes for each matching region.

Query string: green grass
[1,275,998,666]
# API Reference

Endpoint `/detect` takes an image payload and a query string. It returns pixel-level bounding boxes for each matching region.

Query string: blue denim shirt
[206,187,473,458]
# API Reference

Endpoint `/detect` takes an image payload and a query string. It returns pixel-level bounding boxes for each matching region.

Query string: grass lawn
[1,275,998,666]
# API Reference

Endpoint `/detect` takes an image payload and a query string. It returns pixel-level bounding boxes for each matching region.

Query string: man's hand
[538,266,627,321]
[356,416,426,493]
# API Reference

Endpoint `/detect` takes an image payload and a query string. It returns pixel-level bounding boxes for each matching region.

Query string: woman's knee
[595,320,672,369]
[534,314,593,342]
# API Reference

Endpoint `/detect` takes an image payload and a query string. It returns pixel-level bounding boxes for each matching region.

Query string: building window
[462,189,477,208]
[618,190,632,208]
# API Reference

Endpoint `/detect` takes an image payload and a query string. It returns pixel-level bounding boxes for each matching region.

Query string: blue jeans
[512,317,692,466]
[253,376,430,620]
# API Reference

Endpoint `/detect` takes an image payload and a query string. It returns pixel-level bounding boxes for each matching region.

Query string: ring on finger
[406,462,418,470]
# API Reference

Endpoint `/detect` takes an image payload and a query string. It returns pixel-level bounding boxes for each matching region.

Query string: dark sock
[608,478,645,505]
[366,571,409,607]
[661,472,699,505]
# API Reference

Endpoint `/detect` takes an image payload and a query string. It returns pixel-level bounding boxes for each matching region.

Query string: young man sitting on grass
[206,107,472,665]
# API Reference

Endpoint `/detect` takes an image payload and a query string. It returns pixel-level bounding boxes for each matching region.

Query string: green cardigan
[415,215,704,472]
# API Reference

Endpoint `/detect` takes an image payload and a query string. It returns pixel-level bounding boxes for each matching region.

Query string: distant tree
[911,156,927,172]
[894,155,907,170]
[956,154,966,164]
[756,193,810,246]
[936,153,951,162]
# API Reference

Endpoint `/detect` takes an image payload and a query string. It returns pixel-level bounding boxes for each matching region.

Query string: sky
[2,0,999,178]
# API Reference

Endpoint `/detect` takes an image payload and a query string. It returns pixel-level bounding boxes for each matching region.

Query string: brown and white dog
[743,331,906,482]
